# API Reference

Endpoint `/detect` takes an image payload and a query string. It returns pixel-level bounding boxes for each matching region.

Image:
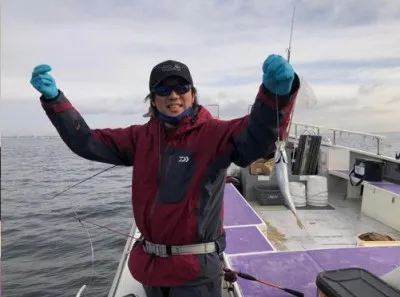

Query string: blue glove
[262,54,295,96]
[30,64,59,100]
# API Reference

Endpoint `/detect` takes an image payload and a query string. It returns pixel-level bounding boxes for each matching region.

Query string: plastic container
[254,185,284,206]
[316,268,400,297]
[356,232,400,247]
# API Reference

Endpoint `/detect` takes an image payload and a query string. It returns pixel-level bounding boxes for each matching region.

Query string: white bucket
[307,175,328,206]
[289,182,307,207]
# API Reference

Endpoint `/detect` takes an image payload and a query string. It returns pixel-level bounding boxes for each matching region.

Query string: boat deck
[109,183,400,297]
[249,188,400,251]
[225,246,400,297]
[222,183,400,297]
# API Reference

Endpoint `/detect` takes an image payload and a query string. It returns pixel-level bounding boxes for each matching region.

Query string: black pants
[143,277,222,297]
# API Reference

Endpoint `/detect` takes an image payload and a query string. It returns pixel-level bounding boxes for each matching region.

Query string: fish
[274,140,305,229]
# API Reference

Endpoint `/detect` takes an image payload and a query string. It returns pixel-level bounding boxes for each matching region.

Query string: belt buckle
[159,246,169,258]
[146,243,168,258]
[155,244,168,258]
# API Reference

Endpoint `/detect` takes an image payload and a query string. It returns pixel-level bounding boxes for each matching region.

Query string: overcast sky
[2,0,400,136]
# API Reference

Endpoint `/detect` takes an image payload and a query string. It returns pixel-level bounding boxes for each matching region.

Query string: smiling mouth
[167,104,183,110]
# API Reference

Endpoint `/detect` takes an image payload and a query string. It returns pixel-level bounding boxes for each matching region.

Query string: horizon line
[2,130,399,137]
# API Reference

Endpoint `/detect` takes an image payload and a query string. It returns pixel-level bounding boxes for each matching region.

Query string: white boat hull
[108,223,146,297]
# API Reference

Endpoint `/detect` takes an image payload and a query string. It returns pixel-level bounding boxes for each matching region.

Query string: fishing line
[275,80,281,142]
[49,165,117,200]
[49,164,116,295]
[44,164,138,296]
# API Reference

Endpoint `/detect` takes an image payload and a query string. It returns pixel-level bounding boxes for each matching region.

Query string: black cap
[149,60,193,90]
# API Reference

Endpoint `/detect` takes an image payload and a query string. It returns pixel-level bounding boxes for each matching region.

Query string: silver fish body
[274,141,305,229]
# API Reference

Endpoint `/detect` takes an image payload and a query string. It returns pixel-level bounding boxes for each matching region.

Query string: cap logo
[160,64,181,72]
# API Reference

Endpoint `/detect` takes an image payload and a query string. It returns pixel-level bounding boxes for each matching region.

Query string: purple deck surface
[227,246,400,297]
[225,226,273,255]
[223,184,263,227]
[228,251,322,297]
[308,246,400,276]
[332,169,400,194]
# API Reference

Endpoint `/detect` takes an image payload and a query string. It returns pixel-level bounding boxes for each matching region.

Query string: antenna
[287,5,296,62]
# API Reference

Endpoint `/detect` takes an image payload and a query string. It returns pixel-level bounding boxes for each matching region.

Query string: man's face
[153,76,193,117]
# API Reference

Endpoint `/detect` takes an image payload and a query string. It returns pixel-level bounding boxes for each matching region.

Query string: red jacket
[40,77,299,287]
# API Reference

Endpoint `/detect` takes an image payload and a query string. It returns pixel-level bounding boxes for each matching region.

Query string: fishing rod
[287,5,296,63]
[223,268,304,297]
[284,4,297,139]
[275,3,297,142]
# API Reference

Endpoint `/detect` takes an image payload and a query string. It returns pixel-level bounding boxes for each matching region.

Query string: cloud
[387,96,400,104]
[2,0,400,135]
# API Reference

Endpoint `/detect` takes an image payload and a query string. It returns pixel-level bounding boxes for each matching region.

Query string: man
[30,54,300,297]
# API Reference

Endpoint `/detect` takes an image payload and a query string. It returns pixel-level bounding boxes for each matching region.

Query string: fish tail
[290,209,305,229]
[296,217,305,229]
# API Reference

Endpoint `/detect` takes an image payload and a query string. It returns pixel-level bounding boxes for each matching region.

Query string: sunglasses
[153,84,192,96]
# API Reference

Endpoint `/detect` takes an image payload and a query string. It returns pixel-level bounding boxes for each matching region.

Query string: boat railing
[328,127,385,155]
[289,122,386,156]
[289,121,323,138]
[207,104,387,156]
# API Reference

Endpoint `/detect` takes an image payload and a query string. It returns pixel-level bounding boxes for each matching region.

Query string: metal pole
[377,138,380,155]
